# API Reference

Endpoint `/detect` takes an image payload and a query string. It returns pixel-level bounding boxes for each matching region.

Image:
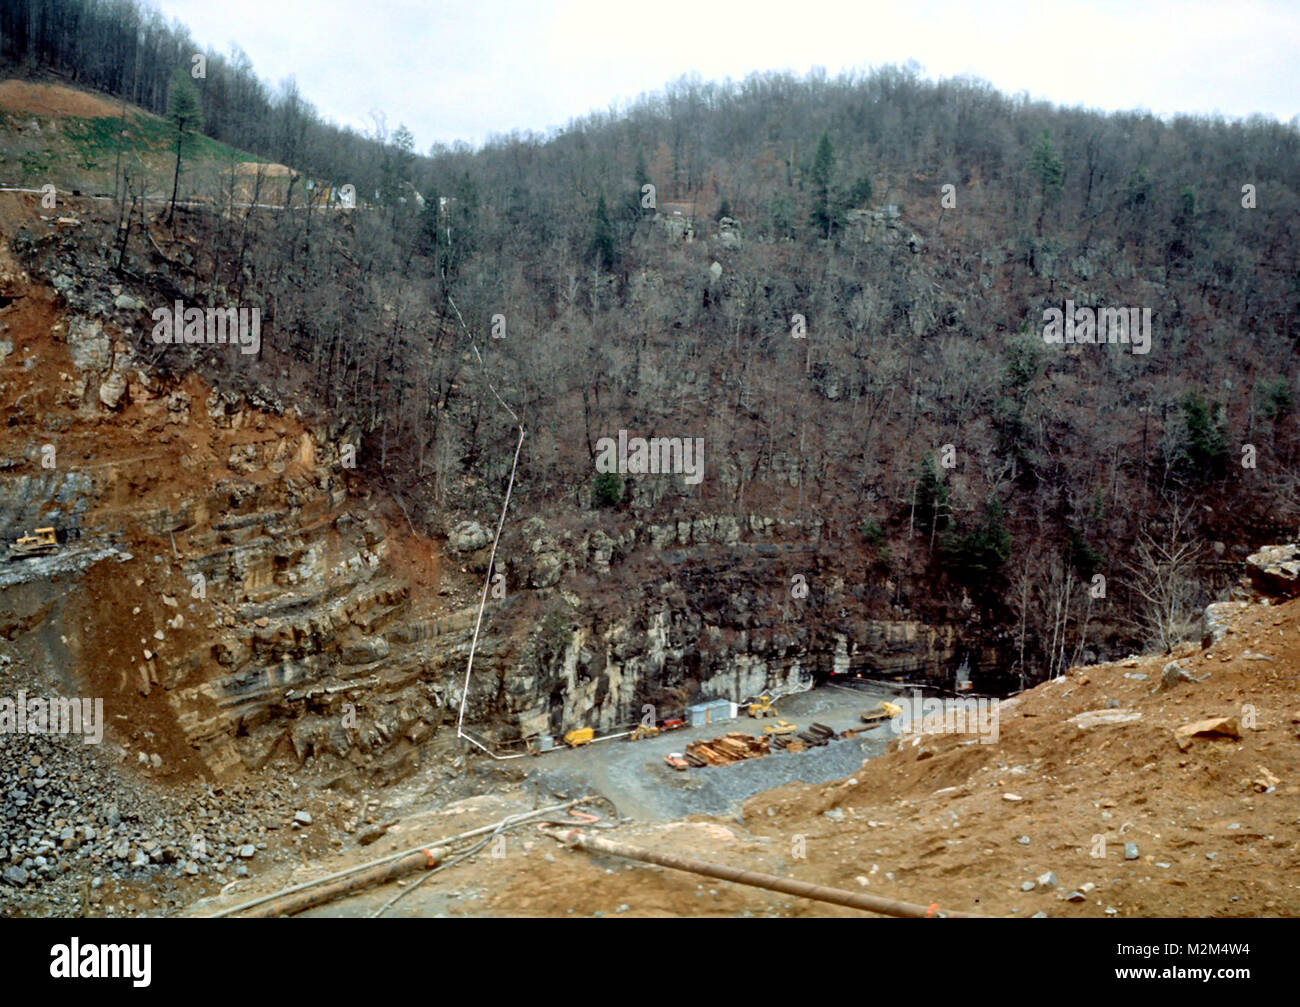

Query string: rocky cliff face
[0,224,454,787]
[2,200,974,786]
[446,511,969,745]
[0,369,450,785]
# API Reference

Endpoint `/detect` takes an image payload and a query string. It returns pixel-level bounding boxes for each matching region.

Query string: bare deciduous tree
[1125,504,1202,653]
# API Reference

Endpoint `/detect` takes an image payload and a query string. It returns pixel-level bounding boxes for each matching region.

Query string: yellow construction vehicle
[563,727,594,748]
[861,700,903,726]
[628,724,660,742]
[747,694,778,718]
[10,527,58,558]
[762,719,798,736]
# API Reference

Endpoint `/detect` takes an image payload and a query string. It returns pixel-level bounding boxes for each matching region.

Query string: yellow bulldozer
[628,724,660,742]
[860,700,903,726]
[747,694,778,718]
[9,527,58,558]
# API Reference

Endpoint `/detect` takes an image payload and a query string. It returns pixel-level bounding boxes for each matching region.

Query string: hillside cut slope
[188,572,1300,919]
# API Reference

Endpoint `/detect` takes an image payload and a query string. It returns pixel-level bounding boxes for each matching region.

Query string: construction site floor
[520,684,897,821]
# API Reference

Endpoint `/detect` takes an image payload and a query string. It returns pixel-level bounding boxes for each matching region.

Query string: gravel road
[520,684,897,821]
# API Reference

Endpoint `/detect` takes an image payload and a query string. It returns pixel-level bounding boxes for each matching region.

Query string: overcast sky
[151,0,1299,150]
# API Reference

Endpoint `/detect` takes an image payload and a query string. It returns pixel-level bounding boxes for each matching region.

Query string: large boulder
[98,369,128,408]
[65,316,110,372]
[448,520,489,553]
[1202,601,1247,646]
[1246,544,1300,598]
[167,390,191,425]
[341,635,390,665]
[529,552,563,588]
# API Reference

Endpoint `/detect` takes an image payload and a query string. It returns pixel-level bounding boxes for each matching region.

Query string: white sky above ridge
[150,0,1300,151]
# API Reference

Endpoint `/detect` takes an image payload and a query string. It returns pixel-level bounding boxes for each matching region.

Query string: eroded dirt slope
[0,194,486,916]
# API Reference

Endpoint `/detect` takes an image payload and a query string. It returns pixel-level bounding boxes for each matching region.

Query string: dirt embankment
[195,592,1300,919]
[496,595,1298,917]
[0,80,130,120]
[735,596,1300,918]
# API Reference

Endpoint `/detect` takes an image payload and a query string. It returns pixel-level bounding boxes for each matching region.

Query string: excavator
[8,527,58,559]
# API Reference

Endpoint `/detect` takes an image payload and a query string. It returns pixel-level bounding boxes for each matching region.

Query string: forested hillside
[4,0,1299,692]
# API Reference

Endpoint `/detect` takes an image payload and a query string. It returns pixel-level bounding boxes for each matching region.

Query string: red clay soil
[736,598,1300,918]
[0,205,370,785]
[0,79,130,119]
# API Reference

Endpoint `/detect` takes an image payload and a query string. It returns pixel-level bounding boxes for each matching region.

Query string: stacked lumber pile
[795,722,837,748]
[684,732,771,768]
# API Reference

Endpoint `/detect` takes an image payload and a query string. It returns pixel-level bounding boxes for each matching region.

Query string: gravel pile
[0,722,309,915]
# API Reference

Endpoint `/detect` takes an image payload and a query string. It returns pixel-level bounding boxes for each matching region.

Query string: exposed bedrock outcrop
[4,416,977,782]
[2,205,983,786]
[449,511,973,744]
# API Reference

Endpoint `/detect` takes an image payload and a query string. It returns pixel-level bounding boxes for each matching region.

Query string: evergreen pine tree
[808,131,839,238]
[166,67,201,226]
[589,193,617,271]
